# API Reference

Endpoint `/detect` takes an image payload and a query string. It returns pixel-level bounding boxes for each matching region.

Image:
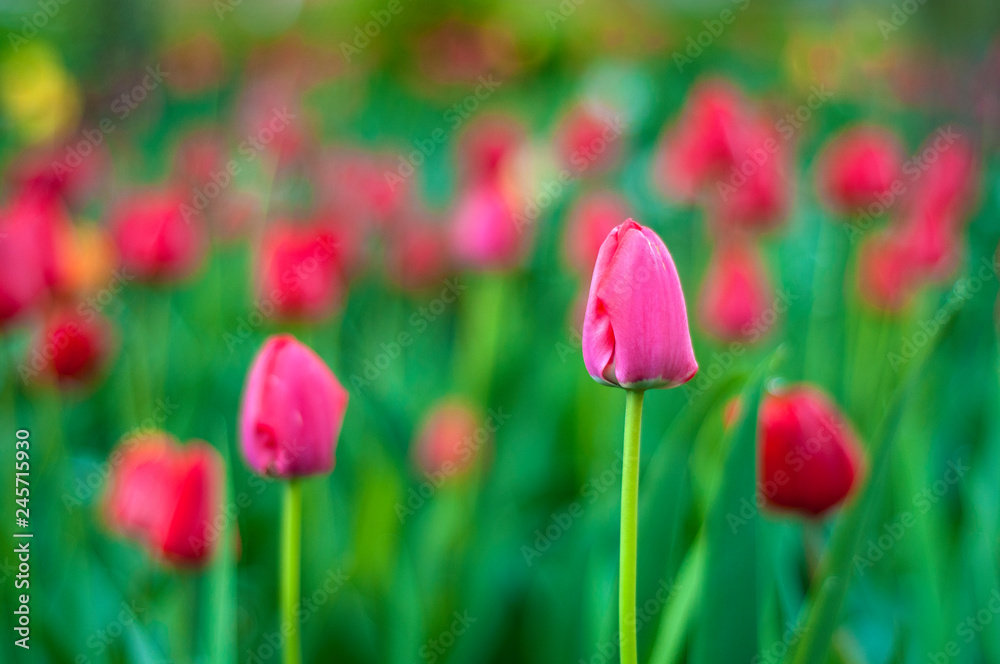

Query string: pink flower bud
[760,385,864,517]
[554,104,622,177]
[239,335,349,478]
[817,126,904,215]
[412,398,483,479]
[697,243,773,343]
[582,219,698,389]
[111,189,207,283]
[449,181,525,270]
[856,231,916,311]
[0,201,48,326]
[257,223,343,321]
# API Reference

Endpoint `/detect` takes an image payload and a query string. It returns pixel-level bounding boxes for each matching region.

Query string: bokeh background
[1,0,1000,662]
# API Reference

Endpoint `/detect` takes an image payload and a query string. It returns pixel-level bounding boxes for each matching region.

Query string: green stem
[620,389,644,664]
[281,480,303,664]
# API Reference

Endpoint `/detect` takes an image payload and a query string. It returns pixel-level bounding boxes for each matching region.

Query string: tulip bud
[582,219,698,389]
[239,335,349,478]
[31,305,114,385]
[449,181,525,270]
[257,223,343,321]
[697,243,773,343]
[104,433,225,567]
[0,204,47,326]
[554,104,622,176]
[856,231,919,311]
[457,114,525,183]
[111,189,207,282]
[412,398,483,479]
[759,385,864,516]
[563,191,629,280]
[817,126,903,215]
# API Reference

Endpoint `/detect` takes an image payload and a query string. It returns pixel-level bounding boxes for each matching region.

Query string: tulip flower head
[817,126,904,215]
[759,385,864,517]
[104,433,224,567]
[582,219,698,389]
[450,181,525,270]
[30,305,114,385]
[697,242,774,343]
[257,223,343,321]
[240,335,349,478]
[554,104,623,176]
[111,189,207,282]
[412,398,483,479]
[0,202,48,326]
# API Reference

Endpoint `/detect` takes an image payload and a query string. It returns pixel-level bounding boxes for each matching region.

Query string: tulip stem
[620,389,644,664]
[281,479,303,664]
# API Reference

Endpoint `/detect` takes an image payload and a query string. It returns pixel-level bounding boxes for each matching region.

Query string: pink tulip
[554,105,622,176]
[908,129,978,224]
[257,223,343,321]
[457,114,525,183]
[450,181,525,270]
[582,219,698,389]
[856,231,917,311]
[817,126,904,215]
[0,200,48,326]
[563,191,629,279]
[240,335,349,478]
[412,398,483,479]
[697,243,773,342]
[111,189,207,282]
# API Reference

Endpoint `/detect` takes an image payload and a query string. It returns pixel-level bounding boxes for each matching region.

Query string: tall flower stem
[281,479,303,664]
[620,389,645,664]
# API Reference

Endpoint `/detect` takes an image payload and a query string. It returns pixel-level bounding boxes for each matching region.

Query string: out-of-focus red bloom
[697,243,774,343]
[0,198,50,325]
[907,129,978,224]
[28,305,114,385]
[257,223,343,321]
[8,142,110,209]
[450,181,526,270]
[563,191,629,279]
[173,128,229,188]
[816,126,904,215]
[319,149,409,228]
[655,79,749,202]
[896,206,963,282]
[554,105,623,176]
[384,216,450,291]
[759,385,864,517]
[104,433,224,568]
[239,335,349,478]
[236,78,310,166]
[412,398,483,479]
[457,114,525,183]
[111,190,207,282]
[856,231,917,311]
[709,122,790,234]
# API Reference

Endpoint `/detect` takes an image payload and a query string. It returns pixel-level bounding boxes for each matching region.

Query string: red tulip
[709,121,789,234]
[908,129,978,224]
[554,104,623,176]
[817,126,904,215]
[457,114,525,183]
[697,243,773,342]
[563,191,629,279]
[856,231,917,311]
[319,149,409,228]
[257,223,343,321]
[29,305,114,385]
[412,398,482,479]
[759,386,864,516]
[111,189,207,282]
[582,219,698,389]
[104,433,224,567]
[239,335,349,478]
[655,79,749,202]
[450,181,526,270]
[0,201,48,326]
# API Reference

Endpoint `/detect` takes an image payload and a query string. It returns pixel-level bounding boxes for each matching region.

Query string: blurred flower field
[1,0,1000,663]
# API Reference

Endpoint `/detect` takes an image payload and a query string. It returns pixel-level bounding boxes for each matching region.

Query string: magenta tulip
[582,219,698,389]
[239,335,349,478]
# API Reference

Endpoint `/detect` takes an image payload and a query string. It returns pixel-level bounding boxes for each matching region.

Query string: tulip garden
[2,2,1000,664]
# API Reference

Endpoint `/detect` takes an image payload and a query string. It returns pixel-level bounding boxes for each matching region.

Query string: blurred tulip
[10,188,72,289]
[8,141,109,209]
[240,335,349,478]
[384,217,450,291]
[655,79,748,201]
[697,243,774,342]
[710,122,790,234]
[111,189,207,282]
[908,129,979,224]
[759,385,864,516]
[450,181,526,270]
[896,206,963,282]
[104,434,224,567]
[0,199,49,326]
[257,223,343,321]
[563,191,629,279]
[554,104,623,176]
[412,398,482,479]
[236,77,309,166]
[582,219,698,389]
[856,231,917,311]
[29,305,114,385]
[173,128,229,187]
[817,126,904,215]
[458,114,525,183]
[54,222,118,297]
